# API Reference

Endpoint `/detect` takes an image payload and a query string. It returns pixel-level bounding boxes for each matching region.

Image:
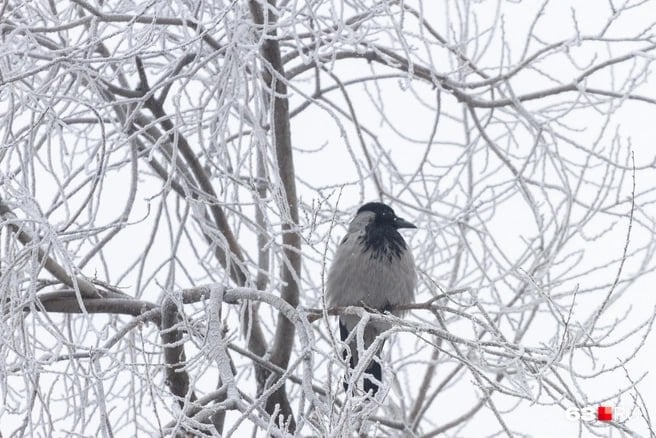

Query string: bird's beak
[394,217,417,229]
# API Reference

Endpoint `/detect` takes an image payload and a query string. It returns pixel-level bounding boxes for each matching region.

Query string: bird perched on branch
[326,202,417,395]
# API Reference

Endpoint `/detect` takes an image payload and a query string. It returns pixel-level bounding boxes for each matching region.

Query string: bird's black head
[357,202,417,229]
[356,202,416,261]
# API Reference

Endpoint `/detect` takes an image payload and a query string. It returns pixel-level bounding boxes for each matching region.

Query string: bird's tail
[339,320,385,395]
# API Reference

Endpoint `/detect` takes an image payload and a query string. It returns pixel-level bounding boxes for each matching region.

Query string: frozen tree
[1,0,655,436]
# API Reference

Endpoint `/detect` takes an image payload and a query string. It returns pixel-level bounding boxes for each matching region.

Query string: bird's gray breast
[326,232,416,315]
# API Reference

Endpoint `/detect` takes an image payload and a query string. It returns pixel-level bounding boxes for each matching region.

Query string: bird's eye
[380,210,393,220]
